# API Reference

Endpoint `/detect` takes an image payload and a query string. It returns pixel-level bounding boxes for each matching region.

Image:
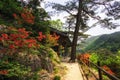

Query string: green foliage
[27,49,40,55]
[90,49,114,65]
[27,0,50,26]
[0,0,50,35]
[7,63,30,78]
[102,75,111,80]
[49,19,63,31]
[47,48,60,64]
[0,0,22,22]
[90,50,120,78]
[90,53,99,64]
[54,75,61,80]
[30,21,50,35]
[84,32,120,53]
[79,36,99,52]
[0,61,31,80]
[29,72,40,80]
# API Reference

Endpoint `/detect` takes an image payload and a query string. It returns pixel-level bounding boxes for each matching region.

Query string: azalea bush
[0,25,61,79]
[102,65,115,75]
[0,26,47,79]
[13,7,35,25]
[77,53,91,65]
[0,26,46,54]
[46,33,60,47]
[0,1,61,79]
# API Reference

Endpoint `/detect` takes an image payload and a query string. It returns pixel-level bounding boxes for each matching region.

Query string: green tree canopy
[0,0,22,25]
[49,19,63,31]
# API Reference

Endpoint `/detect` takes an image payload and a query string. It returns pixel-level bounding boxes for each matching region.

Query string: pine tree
[49,0,120,62]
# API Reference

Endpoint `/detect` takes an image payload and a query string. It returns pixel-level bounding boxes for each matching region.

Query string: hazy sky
[43,0,120,36]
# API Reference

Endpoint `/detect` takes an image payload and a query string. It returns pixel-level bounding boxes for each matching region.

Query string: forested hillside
[80,36,99,49]
[79,32,120,78]
[84,31,120,52]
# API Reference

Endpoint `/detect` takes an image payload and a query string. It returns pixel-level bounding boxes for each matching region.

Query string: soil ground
[62,62,84,80]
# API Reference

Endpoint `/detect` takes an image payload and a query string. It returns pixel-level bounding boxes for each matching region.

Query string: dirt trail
[63,62,84,80]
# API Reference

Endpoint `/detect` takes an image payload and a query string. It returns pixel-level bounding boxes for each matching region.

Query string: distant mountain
[83,31,120,52]
[79,36,99,49]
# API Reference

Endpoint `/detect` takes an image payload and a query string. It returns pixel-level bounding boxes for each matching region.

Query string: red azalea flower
[0,70,8,75]
[13,13,17,19]
[1,34,8,40]
[0,37,2,41]
[18,28,29,38]
[28,43,33,48]
[37,32,46,41]
[10,34,19,40]
[9,44,15,49]
[14,40,22,46]
[102,65,115,75]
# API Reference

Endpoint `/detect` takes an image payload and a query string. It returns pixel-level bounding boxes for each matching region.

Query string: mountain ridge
[83,31,120,52]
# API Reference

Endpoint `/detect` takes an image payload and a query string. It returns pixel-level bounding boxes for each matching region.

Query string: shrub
[54,75,61,80]
[0,61,31,80]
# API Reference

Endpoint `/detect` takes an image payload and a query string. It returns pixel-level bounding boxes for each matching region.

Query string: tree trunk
[69,0,82,62]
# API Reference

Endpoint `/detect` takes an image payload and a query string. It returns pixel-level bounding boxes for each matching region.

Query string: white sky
[43,0,120,36]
